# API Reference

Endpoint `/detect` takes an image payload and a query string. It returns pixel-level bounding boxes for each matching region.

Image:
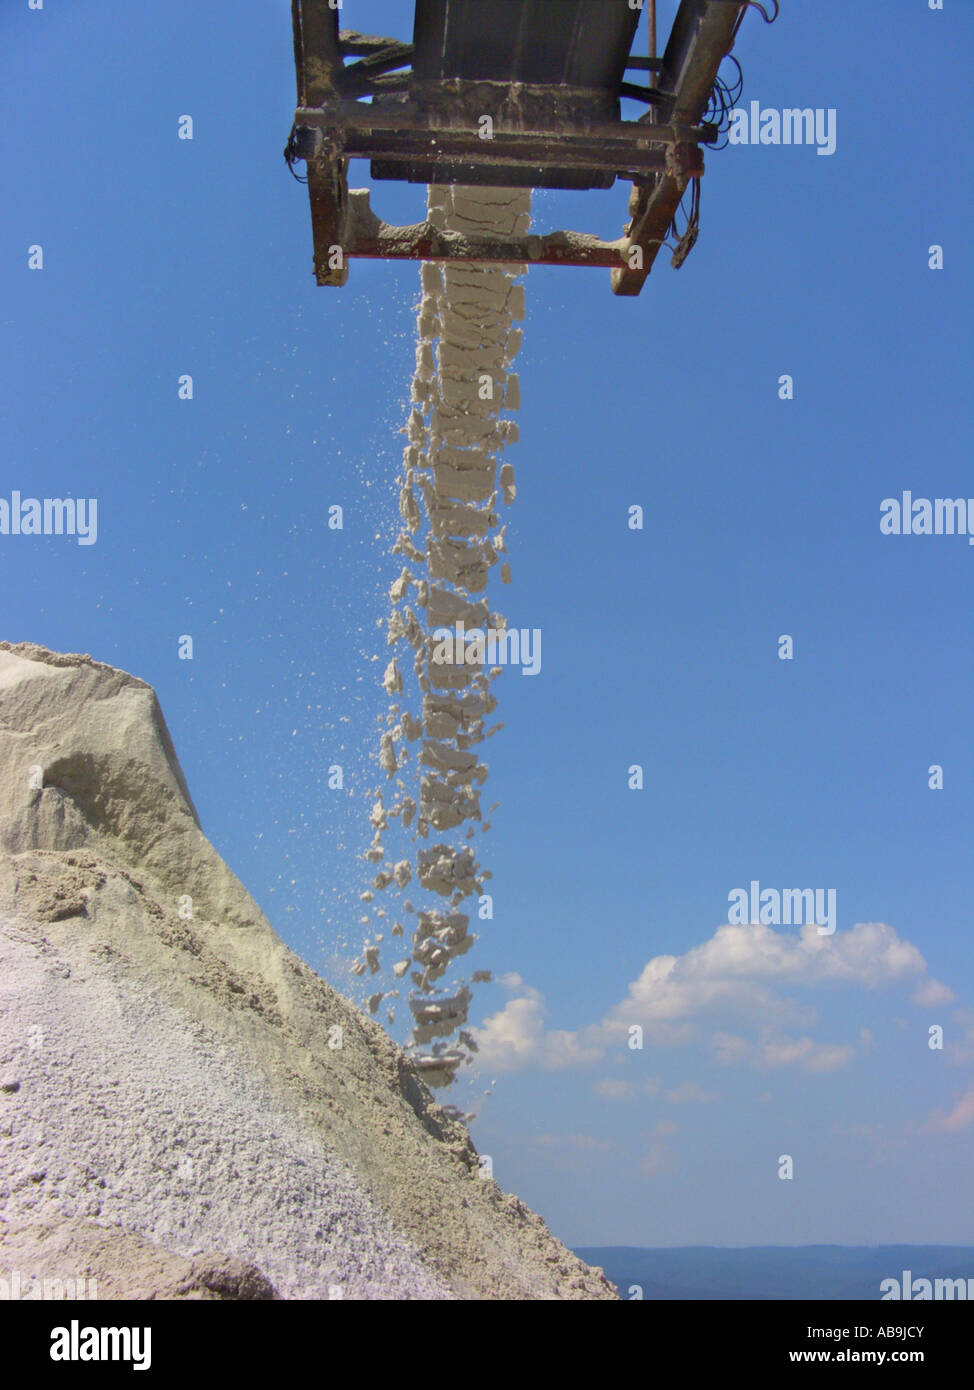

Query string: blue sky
[2,0,972,1248]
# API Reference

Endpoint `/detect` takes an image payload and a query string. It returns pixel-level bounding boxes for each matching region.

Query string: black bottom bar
[6,1298,968,1376]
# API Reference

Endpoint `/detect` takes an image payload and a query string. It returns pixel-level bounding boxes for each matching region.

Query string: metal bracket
[289,0,748,295]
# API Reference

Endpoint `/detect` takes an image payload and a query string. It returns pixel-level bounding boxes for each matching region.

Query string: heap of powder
[354,184,530,1088]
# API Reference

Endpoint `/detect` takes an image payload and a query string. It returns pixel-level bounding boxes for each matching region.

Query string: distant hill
[573,1246,974,1300]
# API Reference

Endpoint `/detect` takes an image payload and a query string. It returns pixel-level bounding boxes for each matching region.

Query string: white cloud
[946,1010,974,1065]
[472,975,545,1072]
[664,1082,716,1104]
[713,1030,853,1072]
[641,1140,675,1178]
[472,923,952,1079]
[474,973,603,1073]
[922,1085,974,1134]
[604,922,930,1044]
[711,1031,752,1065]
[594,1079,634,1101]
[912,978,955,1007]
[761,1036,853,1073]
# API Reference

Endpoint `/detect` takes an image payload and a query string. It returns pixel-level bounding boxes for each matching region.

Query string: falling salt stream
[353,184,531,1100]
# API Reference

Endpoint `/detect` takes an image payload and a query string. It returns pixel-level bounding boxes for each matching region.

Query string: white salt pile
[356,186,530,1088]
[0,642,614,1300]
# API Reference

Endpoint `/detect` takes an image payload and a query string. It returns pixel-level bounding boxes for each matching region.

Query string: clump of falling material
[356,184,530,1088]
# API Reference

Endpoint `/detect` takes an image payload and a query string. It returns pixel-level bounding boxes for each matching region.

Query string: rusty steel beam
[296,103,715,150]
[297,107,711,188]
[612,0,745,295]
[292,1,349,287]
[345,134,702,178]
[341,190,629,270]
[336,41,414,98]
[338,30,411,57]
[292,0,342,105]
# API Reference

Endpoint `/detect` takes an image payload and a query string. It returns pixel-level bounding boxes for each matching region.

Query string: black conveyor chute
[389,0,641,188]
[412,0,639,89]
